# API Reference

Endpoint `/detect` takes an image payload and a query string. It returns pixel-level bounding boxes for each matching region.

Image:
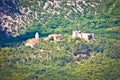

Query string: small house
[48,34,62,41]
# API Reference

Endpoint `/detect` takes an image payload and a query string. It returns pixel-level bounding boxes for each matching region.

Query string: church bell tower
[35,32,39,39]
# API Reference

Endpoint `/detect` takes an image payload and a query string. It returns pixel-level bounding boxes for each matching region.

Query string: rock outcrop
[0,0,102,36]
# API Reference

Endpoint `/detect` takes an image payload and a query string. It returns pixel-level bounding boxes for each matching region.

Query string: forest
[0,0,120,80]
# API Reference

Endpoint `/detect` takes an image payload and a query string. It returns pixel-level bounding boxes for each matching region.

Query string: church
[25,32,39,48]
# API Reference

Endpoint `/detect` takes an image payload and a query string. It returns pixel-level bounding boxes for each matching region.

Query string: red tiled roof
[26,38,39,45]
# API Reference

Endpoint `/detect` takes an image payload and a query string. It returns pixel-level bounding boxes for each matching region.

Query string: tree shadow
[0,30,48,47]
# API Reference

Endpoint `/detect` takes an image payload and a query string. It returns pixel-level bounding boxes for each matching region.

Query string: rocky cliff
[0,0,103,37]
[1,0,119,37]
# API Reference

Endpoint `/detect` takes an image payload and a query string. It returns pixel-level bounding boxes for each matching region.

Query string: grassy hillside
[0,34,120,79]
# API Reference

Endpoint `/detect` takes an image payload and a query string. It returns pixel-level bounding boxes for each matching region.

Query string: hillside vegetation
[0,35,120,80]
[0,0,120,80]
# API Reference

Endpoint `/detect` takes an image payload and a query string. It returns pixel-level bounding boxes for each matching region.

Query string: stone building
[45,34,62,41]
[72,30,96,41]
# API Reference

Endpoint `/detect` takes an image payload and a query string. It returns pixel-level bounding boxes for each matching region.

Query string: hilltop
[0,33,120,79]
